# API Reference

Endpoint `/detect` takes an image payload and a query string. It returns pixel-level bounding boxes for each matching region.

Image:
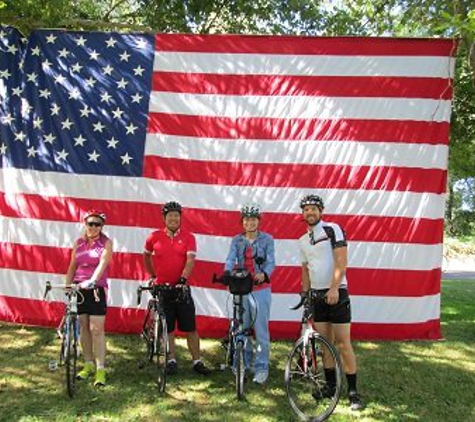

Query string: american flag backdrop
[0,25,457,340]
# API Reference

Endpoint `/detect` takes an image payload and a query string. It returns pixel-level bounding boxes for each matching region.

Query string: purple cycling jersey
[73,234,109,288]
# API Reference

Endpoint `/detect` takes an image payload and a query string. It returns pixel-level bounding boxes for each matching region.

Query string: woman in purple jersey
[65,210,113,387]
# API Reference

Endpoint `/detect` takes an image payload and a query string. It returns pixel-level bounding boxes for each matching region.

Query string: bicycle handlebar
[136,282,181,307]
[290,295,306,311]
[43,281,98,301]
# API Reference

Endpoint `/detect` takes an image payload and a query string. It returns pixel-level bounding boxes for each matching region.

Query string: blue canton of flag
[0,26,154,176]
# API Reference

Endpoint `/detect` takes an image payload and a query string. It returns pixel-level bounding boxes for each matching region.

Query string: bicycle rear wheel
[284,334,342,421]
[65,316,78,398]
[235,340,245,400]
[154,314,169,393]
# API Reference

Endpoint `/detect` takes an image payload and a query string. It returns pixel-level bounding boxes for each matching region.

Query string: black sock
[324,368,336,387]
[346,373,357,394]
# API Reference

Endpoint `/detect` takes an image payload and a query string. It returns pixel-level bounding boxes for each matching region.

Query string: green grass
[1,280,474,421]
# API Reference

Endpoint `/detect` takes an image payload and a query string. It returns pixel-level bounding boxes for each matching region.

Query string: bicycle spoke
[284,335,342,421]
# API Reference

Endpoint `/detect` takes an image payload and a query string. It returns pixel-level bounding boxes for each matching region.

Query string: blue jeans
[243,287,271,375]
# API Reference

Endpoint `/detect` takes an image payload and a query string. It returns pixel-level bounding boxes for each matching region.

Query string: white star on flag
[105,37,117,48]
[56,149,69,160]
[133,65,145,76]
[88,150,100,162]
[89,50,100,60]
[125,123,138,134]
[120,153,133,165]
[45,34,57,43]
[93,121,106,132]
[74,135,87,146]
[14,131,26,142]
[27,146,39,157]
[61,119,74,130]
[107,137,119,148]
[131,93,143,103]
[50,104,61,115]
[43,133,56,144]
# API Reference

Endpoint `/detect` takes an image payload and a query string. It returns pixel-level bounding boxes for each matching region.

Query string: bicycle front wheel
[284,334,342,421]
[154,314,168,393]
[65,316,78,398]
[235,340,245,400]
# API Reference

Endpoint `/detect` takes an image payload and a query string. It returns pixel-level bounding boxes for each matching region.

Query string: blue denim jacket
[224,231,276,277]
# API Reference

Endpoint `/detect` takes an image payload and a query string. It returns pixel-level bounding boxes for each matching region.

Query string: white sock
[193,359,201,366]
[168,358,177,364]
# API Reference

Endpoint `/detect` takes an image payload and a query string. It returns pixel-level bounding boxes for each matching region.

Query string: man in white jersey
[298,194,363,411]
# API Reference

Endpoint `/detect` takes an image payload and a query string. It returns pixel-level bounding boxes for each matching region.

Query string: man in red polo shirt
[143,201,210,375]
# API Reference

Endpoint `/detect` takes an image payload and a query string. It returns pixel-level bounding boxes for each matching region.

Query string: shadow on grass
[0,280,474,421]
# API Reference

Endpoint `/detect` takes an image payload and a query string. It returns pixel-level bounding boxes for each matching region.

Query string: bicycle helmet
[299,194,324,211]
[162,201,182,216]
[241,203,261,218]
[83,209,106,223]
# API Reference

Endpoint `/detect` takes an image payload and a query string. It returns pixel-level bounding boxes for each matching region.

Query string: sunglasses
[86,221,103,227]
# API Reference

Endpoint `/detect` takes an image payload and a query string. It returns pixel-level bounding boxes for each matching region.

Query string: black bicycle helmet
[299,194,324,210]
[162,201,182,216]
[241,203,261,218]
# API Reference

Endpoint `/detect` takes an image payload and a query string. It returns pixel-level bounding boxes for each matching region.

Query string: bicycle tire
[235,340,245,400]
[284,333,342,422]
[146,310,155,362]
[154,314,168,393]
[65,316,78,398]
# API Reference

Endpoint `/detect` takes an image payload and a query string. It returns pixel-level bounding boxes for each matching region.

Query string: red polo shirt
[144,228,197,285]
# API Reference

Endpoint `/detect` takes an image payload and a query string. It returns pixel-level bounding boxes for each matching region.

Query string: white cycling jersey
[299,220,348,290]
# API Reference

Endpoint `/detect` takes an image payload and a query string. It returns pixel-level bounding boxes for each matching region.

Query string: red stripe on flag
[194,317,442,340]
[155,34,456,56]
[0,296,441,340]
[143,156,447,194]
[152,72,453,99]
[1,193,444,243]
[147,113,450,145]
[0,244,441,297]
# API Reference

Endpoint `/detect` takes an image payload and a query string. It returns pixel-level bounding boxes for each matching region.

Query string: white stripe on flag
[0,168,446,219]
[0,216,443,270]
[149,92,452,122]
[154,52,455,78]
[0,268,441,324]
[145,134,449,169]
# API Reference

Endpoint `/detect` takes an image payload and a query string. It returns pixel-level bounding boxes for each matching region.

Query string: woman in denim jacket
[224,203,275,384]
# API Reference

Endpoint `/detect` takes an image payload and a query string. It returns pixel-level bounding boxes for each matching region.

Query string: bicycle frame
[226,292,252,364]
[284,290,343,421]
[44,281,87,398]
[137,282,178,393]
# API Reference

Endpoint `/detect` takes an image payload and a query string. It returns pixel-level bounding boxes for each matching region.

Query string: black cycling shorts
[163,291,196,333]
[77,287,107,316]
[311,288,351,324]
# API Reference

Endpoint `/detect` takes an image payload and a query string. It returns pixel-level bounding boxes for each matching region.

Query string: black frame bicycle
[137,282,177,393]
[44,281,83,398]
[213,270,267,400]
[284,290,343,421]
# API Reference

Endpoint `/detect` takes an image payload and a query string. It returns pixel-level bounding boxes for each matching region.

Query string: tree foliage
[1,0,474,234]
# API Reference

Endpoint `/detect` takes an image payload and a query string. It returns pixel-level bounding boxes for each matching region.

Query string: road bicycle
[212,269,267,400]
[43,281,87,398]
[137,282,181,393]
[284,290,343,421]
